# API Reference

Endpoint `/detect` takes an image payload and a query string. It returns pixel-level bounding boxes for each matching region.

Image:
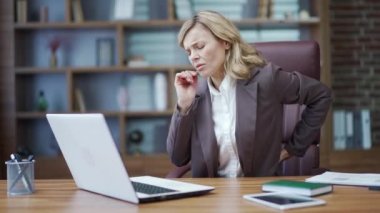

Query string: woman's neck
[210,71,225,91]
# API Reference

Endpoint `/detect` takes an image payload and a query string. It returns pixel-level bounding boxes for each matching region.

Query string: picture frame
[96,38,114,67]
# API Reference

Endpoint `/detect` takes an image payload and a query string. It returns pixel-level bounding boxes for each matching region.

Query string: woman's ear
[224,41,231,50]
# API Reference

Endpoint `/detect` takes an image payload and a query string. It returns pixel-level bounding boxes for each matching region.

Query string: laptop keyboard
[131,181,177,195]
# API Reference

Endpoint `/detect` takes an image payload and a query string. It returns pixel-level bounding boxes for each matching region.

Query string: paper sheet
[306,171,380,186]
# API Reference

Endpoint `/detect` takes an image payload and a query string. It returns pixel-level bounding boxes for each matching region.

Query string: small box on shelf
[126,55,149,68]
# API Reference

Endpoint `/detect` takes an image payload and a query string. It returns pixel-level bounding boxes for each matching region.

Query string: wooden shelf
[234,17,320,27]
[14,21,118,29]
[13,20,183,30]
[15,65,193,74]
[16,110,174,119]
[71,65,180,73]
[16,112,63,119]
[125,110,173,117]
[122,154,172,177]
[13,18,320,30]
[34,153,172,178]
[15,67,66,74]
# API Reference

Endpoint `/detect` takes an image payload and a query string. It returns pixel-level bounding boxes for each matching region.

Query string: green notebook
[262,180,333,196]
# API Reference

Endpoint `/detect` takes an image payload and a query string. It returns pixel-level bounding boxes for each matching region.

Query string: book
[333,109,372,150]
[262,180,333,196]
[72,0,84,22]
[39,6,49,23]
[258,0,270,18]
[74,88,86,112]
[113,0,135,20]
[174,0,193,20]
[96,38,114,67]
[16,0,28,23]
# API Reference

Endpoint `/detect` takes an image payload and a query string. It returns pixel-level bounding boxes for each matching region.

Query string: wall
[0,1,16,179]
[330,0,380,145]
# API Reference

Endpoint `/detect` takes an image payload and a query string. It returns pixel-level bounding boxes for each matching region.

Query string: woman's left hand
[279,149,290,162]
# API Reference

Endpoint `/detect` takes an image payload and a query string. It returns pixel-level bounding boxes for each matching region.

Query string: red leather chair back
[255,41,322,176]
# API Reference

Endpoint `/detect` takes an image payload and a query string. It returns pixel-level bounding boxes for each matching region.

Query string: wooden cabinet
[12,0,327,178]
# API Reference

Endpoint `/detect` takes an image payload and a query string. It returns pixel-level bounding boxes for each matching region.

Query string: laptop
[46,113,214,204]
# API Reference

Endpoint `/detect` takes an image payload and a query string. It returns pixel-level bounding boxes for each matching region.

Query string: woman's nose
[189,52,200,62]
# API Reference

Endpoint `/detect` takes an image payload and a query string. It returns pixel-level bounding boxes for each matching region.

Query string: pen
[9,154,34,193]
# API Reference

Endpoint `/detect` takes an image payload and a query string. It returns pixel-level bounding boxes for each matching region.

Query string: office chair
[166,40,324,178]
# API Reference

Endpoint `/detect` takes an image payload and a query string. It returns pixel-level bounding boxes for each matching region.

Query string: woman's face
[183,23,230,79]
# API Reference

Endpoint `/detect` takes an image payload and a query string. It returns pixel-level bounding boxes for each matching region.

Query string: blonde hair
[178,10,266,80]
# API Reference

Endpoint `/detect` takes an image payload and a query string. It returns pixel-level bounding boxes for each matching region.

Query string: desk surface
[1,177,379,212]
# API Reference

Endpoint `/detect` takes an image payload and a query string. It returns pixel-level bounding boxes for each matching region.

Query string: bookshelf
[11,0,328,178]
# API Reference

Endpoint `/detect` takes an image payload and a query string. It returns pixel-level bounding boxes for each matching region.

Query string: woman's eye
[197,44,204,49]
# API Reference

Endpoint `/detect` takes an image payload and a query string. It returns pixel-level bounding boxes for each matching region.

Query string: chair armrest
[166,163,191,178]
[281,144,326,176]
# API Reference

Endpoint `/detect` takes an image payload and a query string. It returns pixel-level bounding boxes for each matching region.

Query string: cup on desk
[5,159,35,195]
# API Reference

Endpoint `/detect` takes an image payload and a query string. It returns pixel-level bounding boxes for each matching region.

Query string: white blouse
[208,74,243,177]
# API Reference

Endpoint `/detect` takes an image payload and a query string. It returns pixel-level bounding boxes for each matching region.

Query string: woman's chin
[197,70,210,78]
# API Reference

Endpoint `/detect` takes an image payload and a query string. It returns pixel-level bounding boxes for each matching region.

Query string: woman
[167,10,332,177]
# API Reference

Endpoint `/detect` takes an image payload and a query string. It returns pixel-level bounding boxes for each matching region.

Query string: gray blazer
[167,63,332,177]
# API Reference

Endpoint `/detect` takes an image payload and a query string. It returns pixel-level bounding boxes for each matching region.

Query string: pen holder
[5,160,35,195]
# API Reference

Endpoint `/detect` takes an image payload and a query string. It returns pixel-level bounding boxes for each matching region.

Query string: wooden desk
[1,177,380,212]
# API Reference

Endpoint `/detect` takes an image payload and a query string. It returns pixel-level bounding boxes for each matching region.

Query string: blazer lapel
[235,69,259,175]
[195,82,218,176]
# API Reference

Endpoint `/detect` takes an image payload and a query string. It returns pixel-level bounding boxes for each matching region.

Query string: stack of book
[126,74,154,111]
[333,109,372,150]
[174,0,193,20]
[127,32,187,65]
[113,0,134,20]
[240,29,300,43]
[262,180,333,196]
[191,0,247,20]
[258,29,300,41]
[134,0,149,20]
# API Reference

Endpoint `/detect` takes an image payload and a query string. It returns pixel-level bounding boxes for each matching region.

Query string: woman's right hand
[175,70,198,113]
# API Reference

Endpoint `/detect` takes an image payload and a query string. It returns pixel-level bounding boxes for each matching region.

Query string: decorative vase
[153,73,167,111]
[37,90,48,112]
[128,129,143,155]
[50,51,57,68]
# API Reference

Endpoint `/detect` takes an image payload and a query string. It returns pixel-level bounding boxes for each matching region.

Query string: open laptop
[46,113,214,204]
